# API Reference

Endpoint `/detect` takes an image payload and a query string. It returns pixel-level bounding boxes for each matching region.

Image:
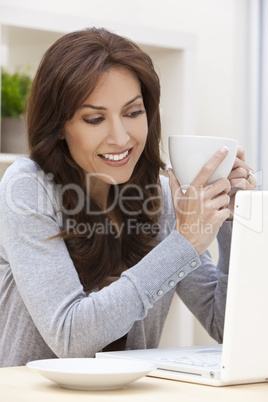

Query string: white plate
[27,358,155,391]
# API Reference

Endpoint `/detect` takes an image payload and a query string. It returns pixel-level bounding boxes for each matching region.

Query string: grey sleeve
[176,221,232,343]
[0,164,200,358]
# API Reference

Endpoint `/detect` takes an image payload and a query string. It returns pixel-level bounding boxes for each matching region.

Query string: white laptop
[96,190,268,386]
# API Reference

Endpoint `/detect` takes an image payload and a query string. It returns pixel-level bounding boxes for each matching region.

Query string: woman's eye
[125,110,145,118]
[83,117,104,125]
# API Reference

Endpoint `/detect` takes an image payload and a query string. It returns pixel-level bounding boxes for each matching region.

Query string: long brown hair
[27,27,165,291]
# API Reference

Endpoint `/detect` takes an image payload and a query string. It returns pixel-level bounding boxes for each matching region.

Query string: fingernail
[220,146,229,154]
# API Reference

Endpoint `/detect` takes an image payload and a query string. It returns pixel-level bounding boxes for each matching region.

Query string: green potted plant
[1,68,32,154]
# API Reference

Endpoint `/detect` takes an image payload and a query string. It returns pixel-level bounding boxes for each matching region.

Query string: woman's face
[64,67,148,186]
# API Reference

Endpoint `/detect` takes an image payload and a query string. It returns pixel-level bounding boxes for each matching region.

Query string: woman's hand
[168,147,231,255]
[227,146,257,219]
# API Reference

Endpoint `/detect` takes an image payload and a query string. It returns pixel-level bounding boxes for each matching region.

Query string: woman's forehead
[80,67,141,106]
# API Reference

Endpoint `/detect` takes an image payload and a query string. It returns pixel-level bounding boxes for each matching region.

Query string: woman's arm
[176,221,232,343]
[0,158,200,358]
[158,174,231,343]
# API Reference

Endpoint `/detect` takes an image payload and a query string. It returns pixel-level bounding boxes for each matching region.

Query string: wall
[0,0,246,148]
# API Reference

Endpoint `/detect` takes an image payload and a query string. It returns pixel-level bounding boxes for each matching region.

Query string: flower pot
[1,116,28,154]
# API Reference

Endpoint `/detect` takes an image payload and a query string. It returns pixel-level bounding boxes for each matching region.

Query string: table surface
[1,366,268,402]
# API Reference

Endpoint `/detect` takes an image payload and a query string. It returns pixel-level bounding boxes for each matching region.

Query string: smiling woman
[0,27,250,368]
[25,28,164,293]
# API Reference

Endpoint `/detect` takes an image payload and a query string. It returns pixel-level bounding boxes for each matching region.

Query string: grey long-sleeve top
[0,157,232,367]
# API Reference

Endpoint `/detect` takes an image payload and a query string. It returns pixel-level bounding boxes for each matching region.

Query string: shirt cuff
[122,230,201,302]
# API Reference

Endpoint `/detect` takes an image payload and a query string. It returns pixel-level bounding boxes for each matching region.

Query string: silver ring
[247,170,254,180]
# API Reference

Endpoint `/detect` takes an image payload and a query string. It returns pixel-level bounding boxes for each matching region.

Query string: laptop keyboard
[158,352,221,368]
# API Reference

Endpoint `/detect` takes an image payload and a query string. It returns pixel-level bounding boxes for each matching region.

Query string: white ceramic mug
[168,135,238,187]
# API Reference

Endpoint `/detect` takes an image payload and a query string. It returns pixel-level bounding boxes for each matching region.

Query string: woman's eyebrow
[124,95,143,107]
[80,95,143,111]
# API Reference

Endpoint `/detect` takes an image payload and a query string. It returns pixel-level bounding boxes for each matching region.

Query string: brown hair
[27,27,165,291]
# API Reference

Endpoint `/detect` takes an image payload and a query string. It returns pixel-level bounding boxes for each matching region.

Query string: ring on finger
[246,169,254,180]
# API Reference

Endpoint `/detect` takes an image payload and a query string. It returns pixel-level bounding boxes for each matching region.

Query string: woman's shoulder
[0,156,58,207]
[1,156,41,180]
[0,156,61,222]
[0,156,49,189]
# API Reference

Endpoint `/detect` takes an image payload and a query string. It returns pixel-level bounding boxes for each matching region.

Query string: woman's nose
[106,118,130,147]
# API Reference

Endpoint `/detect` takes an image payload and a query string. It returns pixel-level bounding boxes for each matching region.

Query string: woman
[0,28,256,367]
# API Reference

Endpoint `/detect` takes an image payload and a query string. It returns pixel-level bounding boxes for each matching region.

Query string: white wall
[0,0,247,147]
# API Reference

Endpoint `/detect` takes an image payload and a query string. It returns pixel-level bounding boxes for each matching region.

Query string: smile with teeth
[99,149,130,161]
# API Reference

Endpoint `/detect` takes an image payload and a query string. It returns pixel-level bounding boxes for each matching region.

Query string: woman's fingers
[216,207,231,223]
[228,166,248,180]
[228,165,257,190]
[231,146,253,172]
[168,143,257,253]
[168,171,231,255]
[236,145,245,161]
[191,146,229,188]
[204,178,231,200]
[229,177,257,191]
[206,193,230,211]
[167,147,234,255]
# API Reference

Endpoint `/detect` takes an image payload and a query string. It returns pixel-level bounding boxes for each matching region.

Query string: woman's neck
[85,173,111,210]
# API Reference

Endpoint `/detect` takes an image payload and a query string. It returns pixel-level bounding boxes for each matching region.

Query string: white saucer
[27,357,155,391]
